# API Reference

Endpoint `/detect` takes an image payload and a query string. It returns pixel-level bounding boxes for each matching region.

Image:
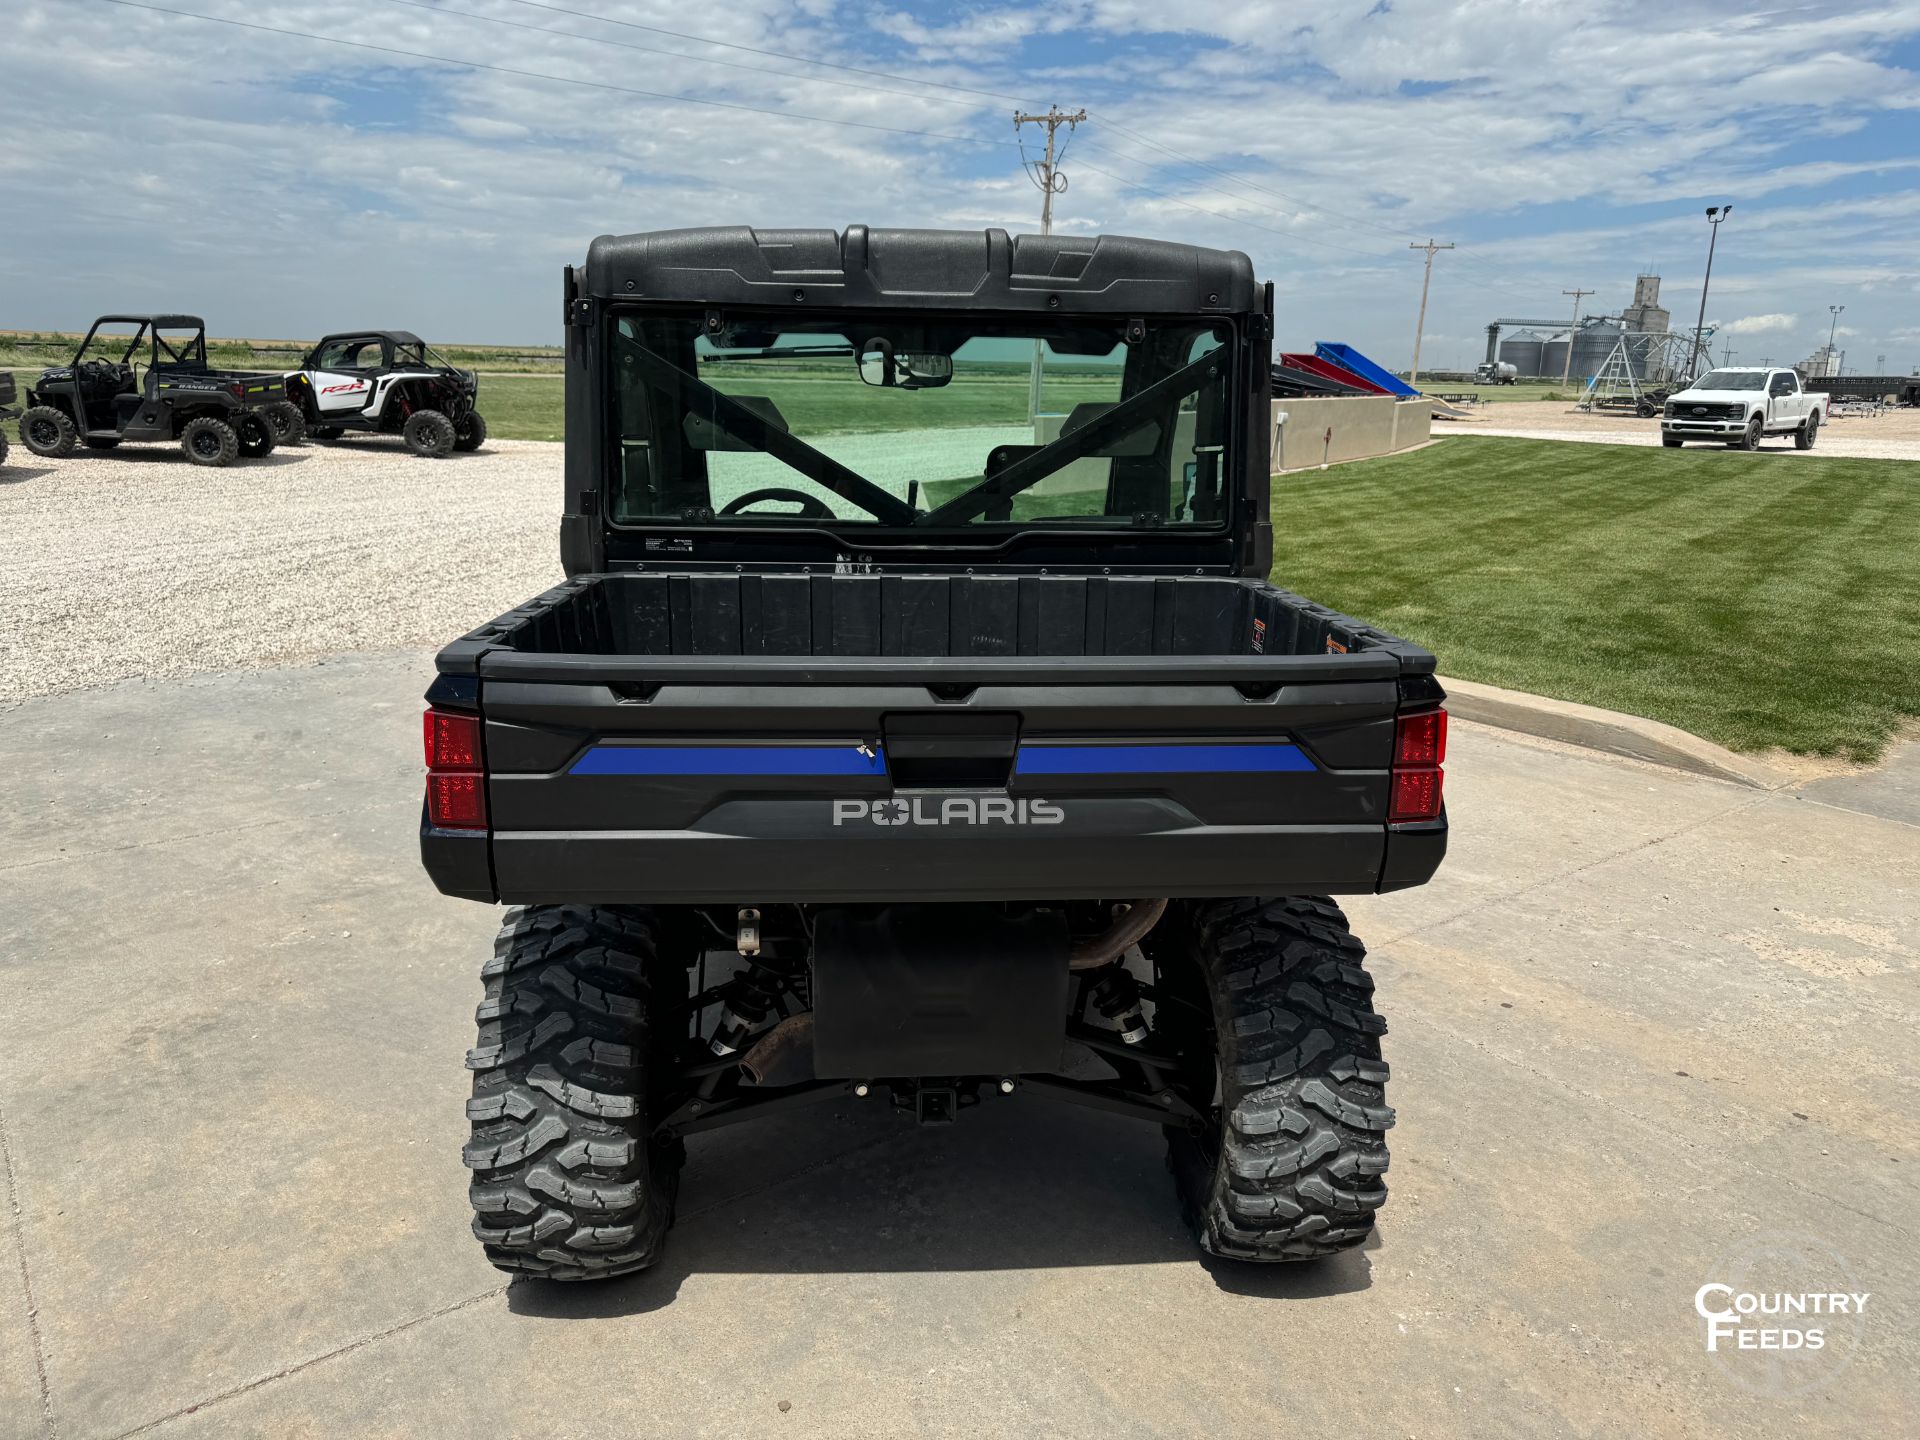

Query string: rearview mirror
[857,341,952,390]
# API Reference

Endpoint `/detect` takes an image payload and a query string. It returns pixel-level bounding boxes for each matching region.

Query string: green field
[0,330,563,374]
[478,374,567,441]
[1271,437,1920,761]
[477,359,1139,443]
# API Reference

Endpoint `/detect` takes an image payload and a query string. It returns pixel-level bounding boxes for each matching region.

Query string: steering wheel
[719,487,835,520]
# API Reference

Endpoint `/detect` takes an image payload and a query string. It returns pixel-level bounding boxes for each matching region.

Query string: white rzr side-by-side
[284,330,486,457]
[1662,366,1826,450]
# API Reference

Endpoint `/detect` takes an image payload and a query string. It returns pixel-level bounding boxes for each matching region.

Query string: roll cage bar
[70,316,208,371]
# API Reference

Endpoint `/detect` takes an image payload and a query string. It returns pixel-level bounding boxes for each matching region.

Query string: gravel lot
[0,437,565,701]
[1446,399,1920,459]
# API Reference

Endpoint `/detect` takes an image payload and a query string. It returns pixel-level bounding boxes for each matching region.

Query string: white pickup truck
[1662,366,1825,450]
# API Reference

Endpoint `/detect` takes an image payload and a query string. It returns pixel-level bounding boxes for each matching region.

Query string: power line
[1073,140,1524,316]
[376,0,994,108]
[1075,122,1522,299]
[1068,152,1386,257]
[83,0,1531,328]
[1085,112,1414,244]
[454,0,1532,294]
[495,0,1032,106]
[85,0,1024,151]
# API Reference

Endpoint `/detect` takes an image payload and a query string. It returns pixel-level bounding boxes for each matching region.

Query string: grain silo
[1574,323,1625,382]
[1539,330,1570,380]
[1497,329,1545,378]
[1547,321,1635,383]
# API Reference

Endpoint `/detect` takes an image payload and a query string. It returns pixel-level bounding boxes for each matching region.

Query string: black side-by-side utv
[18,316,296,467]
[421,225,1450,1282]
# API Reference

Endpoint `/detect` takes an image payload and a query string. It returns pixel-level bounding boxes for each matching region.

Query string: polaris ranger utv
[420,226,1449,1281]
[18,316,291,466]
[284,330,485,457]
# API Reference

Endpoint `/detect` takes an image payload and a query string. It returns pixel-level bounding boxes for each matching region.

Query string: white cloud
[1718,313,1798,335]
[0,0,1916,370]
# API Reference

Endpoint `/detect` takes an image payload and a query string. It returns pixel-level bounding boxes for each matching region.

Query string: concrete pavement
[2,652,1915,1438]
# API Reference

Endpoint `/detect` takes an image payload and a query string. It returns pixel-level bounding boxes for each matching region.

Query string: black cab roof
[91,314,205,329]
[580,226,1256,316]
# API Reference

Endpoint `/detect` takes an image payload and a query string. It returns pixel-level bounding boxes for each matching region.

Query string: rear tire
[20,406,77,458]
[0,428,9,468]
[1796,412,1819,450]
[403,408,456,458]
[1153,897,1393,1262]
[453,411,488,452]
[82,436,122,451]
[235,411,277,458]
[465,905,682,1281]
[310,425,344,441]
[266,401,306,445]
[180,416,239,467]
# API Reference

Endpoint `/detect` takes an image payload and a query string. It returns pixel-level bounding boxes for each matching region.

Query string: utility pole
[1559,288,1593,386]
[1826,305,1844,375]
[1406,239,1453,385]
[1720,341,1734,366]
[1015,105,1086,423]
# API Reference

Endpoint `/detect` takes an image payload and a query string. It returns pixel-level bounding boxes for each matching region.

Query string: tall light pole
[1407,238,1454,385]
[1827,305,1845,375]
[1686,205,1731,380]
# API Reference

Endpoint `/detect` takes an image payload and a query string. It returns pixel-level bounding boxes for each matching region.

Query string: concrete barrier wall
[1270,396,1431,472]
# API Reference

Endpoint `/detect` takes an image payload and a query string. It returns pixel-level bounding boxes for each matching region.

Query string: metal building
[1497,329,1546,377]
[1545,321,1641,383]
[1621,275,1669,337]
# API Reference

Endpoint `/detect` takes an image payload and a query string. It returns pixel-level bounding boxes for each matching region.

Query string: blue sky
[4,0,1918,372]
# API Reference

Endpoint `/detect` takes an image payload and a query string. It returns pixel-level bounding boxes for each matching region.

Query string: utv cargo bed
[424,572,1445,906]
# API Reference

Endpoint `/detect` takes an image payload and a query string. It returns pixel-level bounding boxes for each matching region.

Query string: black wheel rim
[28,418,57,447]
[192,430,220,457]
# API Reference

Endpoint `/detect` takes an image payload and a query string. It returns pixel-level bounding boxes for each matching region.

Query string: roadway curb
[1438,676,1792,790]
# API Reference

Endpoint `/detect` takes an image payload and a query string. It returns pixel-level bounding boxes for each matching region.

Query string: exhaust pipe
[739,1013,816,1088]
[1069,899,1167,971]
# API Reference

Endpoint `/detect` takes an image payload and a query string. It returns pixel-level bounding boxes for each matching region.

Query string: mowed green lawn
[1272,437,1920,761]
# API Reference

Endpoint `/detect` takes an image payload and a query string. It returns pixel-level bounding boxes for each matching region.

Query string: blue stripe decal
[1015,743,1314,775]
[570,745,886,777]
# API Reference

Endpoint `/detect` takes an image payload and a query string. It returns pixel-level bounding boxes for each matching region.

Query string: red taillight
[1389,706,1447,823]
[424,707,486,830]
[1389,767,1443,822]
[424,709,483,770]
[427,773,487,829]
[1394,708,1448,768]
